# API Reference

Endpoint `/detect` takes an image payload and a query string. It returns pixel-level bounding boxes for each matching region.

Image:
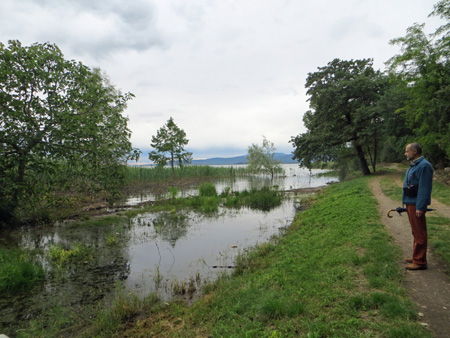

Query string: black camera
[403,184,418,197]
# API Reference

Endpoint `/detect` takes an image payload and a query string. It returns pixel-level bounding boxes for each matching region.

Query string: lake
[0,164,337,333]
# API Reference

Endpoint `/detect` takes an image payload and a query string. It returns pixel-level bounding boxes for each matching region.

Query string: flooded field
[124,164,335,204]
[0,165,337,334]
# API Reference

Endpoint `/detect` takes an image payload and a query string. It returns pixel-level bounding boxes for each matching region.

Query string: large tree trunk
[355,144,371,176]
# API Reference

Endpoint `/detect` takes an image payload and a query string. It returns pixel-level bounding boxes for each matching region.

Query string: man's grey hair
[409,142,423,155]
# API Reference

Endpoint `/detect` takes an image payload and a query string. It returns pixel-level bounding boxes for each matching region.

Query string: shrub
[198,182,217,197]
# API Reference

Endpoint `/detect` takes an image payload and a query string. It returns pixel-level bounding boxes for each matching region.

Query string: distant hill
[190,153,297,165]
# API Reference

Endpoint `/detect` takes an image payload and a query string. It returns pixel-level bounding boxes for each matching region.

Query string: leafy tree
[387,1,450,167]
[291,58,387,176]
[149,117,192,170]
[246,136,283,180]
[0,40,137,223]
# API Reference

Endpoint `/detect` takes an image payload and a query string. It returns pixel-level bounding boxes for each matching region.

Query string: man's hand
[416,210,425,217]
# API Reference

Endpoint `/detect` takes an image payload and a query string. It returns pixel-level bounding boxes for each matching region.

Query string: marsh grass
[115,177,432,337]
[0,248,44,293]
[126,165,248,183]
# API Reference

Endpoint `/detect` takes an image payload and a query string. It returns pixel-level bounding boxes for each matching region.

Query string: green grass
[114,177,431,337]
[12,173,447,337]
[433,181,450,205]
[379,176,402,203]
[428,216,450,265]
[0,247,44,293]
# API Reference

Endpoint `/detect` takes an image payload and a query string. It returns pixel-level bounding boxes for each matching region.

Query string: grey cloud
[27,0,167,57]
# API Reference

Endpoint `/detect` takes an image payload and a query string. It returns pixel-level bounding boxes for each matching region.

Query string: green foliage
[387,2,450,167]
[198,182,217,197]
[247,136,283,180]
[168,186,179,199]
[148,117,192,170]
[291,59,388,176]
[106,232,119,246]
[47,243,92,269]
[225,187,282,211]
[126,165,247,182]
[0,40,137,224]
[0,247,44,293]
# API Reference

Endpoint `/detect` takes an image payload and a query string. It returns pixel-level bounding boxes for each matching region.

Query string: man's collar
[410,156,424,166]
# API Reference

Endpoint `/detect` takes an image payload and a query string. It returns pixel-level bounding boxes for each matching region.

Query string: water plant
[106,232,119,246]
[126,165,248,183]
[198,182,217,197]
[47,243,93,269]
[224,186,282,211]
[0,247,44,293]
[168,186,179,199]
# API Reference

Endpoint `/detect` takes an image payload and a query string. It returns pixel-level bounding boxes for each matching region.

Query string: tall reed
[126,165,248,182]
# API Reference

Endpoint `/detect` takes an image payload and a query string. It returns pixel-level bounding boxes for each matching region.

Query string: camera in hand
[403,184,418,197]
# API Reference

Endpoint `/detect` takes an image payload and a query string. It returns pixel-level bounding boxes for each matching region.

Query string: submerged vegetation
[0,247,44,293]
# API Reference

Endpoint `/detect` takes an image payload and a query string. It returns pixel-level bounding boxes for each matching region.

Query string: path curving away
[370,176,450,338]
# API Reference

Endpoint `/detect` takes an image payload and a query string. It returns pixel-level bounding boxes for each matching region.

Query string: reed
[125,165,248,182]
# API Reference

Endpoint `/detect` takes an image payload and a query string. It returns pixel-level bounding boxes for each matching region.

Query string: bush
[198,182,217,197]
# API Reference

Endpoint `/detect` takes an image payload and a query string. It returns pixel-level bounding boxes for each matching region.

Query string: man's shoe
[405,263,427,270]
[404,258,413,263]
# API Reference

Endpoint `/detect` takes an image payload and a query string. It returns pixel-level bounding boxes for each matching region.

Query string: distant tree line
[291,0,450,175]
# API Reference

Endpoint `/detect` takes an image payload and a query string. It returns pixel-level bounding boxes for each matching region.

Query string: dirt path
[370,176,450,338]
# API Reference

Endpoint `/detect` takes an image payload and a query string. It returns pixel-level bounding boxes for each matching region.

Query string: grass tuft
[0,248,44,293]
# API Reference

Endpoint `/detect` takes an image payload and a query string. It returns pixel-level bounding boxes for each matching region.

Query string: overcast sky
[0,0,443,159]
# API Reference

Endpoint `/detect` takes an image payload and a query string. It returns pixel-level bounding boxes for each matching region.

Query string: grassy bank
[11,173,449,337]
[106,176,432,337]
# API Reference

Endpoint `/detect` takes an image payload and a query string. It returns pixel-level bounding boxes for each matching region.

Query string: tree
[291,58,387,176]
[149,117,192,170]
[246,136,283,180]
[0,40,137,223]
[387,1,450,167]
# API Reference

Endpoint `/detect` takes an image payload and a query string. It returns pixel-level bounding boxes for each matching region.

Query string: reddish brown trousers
[406,204,428,266]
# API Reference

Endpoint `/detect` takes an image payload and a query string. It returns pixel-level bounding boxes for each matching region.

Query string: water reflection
[0,166,336,333]
[122,164,335,206]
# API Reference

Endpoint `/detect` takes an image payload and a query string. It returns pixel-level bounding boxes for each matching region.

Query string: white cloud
[0,0,445,159]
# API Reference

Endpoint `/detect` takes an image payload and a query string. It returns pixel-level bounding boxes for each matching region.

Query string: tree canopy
[0,40,137,223]
[291,58,387,175]
[149,117,192,170]
[291,1,450,171]
[387,0,450,167]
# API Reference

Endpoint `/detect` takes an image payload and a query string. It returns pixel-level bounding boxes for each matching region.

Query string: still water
[124,164,334,205]
[0,164,337,332]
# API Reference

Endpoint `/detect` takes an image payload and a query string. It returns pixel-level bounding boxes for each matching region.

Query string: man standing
[403,142,434,270]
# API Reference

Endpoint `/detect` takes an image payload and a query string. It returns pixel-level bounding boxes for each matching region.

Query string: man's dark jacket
[402,156,434,211]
